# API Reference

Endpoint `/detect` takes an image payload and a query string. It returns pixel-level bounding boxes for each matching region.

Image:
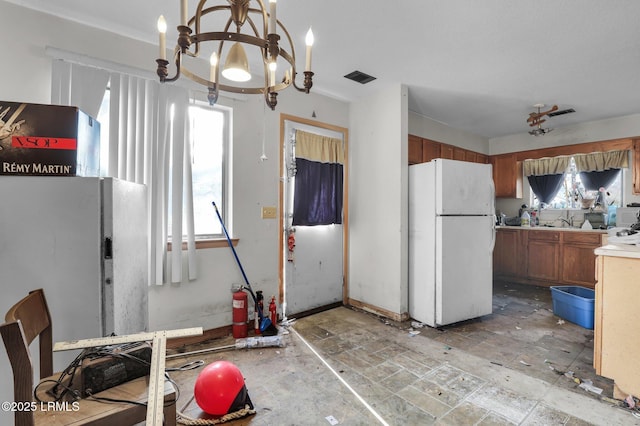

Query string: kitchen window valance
[573,149,629,172]
[523,156,571,177]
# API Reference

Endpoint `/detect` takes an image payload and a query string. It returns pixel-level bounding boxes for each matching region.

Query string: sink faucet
[558,215,575,227]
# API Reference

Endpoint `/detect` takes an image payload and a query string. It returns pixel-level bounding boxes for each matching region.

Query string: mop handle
[212,201,258,306]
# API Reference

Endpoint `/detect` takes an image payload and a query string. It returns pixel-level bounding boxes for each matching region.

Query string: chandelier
[156,0,314,110]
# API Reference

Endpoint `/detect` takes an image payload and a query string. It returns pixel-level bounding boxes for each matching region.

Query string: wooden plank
[53,327,202,351]
[146,331,167,426]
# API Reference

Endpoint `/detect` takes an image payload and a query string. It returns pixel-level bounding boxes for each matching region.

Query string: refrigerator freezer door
[435,215,494,326]
[102,178,149,336]
[435,159,494,216]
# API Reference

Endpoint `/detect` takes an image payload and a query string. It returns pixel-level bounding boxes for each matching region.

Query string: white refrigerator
[0,176,149,396]
[409,159,496,327]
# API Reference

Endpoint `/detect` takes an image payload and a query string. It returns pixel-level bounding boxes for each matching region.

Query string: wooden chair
[1,289,176,426]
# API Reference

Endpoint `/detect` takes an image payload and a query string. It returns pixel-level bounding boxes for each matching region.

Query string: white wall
[409,111,489,154]
[491,114,640,216]
[348,83,409,317]
[0,3,348,422]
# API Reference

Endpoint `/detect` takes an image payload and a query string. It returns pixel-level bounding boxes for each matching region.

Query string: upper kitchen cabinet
[408,135,487,165]
[408,135,424,165]
[422,139,441,162]
[491,153,522,198]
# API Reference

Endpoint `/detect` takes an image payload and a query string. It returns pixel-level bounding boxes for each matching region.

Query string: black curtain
[579,169,620,191]
[292,158,343,226]
[527,173,565,205]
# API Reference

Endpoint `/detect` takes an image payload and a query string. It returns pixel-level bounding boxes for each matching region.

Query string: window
[189,104,229,238]
[530,156,622,209]
[97,92,230,240]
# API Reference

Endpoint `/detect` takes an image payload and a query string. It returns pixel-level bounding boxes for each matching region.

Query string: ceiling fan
[527,104,558,136]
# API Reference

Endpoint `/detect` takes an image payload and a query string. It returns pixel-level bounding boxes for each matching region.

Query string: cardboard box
[0,101,100,176]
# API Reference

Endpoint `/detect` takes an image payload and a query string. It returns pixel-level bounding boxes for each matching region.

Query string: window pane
[190,105,225,237]
[531,156,622,208]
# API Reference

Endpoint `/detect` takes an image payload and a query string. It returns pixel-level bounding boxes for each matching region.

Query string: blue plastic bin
[550,286,595,329]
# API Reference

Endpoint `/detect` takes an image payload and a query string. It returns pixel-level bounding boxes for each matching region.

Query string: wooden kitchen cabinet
[408,134,487,165]
[408,134,423,165]
[494,227,604,289]
[422,139,441,162]
[593,245,640,398]
[526,230,560,282]
[560,232,602,287]
[491,153,522,198]
[493,228,521,277]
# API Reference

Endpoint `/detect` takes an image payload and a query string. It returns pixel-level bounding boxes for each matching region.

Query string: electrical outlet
[261,206,277,219]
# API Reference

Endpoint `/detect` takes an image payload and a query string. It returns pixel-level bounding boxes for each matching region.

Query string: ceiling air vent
[344,70,376,84]
[547,108,576,117]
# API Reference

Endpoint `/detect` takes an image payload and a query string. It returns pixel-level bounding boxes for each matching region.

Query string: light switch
[261,206,277,219]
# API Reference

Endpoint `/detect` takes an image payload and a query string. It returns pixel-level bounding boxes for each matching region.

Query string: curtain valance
[523,156,571,177]
[573,150,629,172]
[295,130,344,164]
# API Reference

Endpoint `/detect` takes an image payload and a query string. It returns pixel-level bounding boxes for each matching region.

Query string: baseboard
[346,298,409,322]
[166,325,232,349]
[286,302,343,320]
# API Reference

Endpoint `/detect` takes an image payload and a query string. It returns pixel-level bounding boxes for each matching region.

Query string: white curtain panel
[50,60,197,285]
[51,60,110,118]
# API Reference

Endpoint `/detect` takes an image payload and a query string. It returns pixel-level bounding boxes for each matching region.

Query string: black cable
[33,342,196,412]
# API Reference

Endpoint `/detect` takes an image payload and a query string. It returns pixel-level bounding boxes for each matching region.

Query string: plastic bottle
[254,290,264,335]
[530,211,537,227]
[269,295,277,326]
[521,210,531,227]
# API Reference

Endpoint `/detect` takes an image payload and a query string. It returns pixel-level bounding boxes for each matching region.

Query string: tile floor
[165,282,640,425]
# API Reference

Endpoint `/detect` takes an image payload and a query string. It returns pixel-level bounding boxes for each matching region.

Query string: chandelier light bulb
[305,27,314,71]
[222,42,251,82]
[209,52,218,82]
[157,15,167,60]
[157,15,167,33]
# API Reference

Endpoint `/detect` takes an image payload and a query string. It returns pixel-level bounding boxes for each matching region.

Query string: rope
[177,405,256,425]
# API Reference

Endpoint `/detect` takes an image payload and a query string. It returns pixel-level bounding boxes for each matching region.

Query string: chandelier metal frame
[155,0,313,110]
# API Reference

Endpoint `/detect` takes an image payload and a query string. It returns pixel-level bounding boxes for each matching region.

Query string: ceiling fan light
[222,42,251,82]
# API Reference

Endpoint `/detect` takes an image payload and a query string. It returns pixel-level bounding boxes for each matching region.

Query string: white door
[435,159,494,215]
[102,178,149,336]
[282,120,346,317]
[435,215,495,326]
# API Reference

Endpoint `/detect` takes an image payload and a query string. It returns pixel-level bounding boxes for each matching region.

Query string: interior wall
[490,114,640,216]
[0,2,349,421]
[408,111,489,154]
[348,83,409,317]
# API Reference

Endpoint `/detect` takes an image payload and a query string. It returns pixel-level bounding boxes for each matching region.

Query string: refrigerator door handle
[489,178,496,214]
[490,216,496,252]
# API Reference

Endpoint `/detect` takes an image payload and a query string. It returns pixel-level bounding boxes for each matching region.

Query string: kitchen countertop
[594,243,640,259]
[497,225,608,233]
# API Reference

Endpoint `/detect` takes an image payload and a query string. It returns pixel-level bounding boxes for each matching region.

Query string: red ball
[193,361,246,416]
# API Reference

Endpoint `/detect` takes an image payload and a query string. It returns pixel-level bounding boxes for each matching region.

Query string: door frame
[278,114,350,314]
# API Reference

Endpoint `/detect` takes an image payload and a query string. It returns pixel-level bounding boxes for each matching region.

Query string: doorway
[278,114,349,319]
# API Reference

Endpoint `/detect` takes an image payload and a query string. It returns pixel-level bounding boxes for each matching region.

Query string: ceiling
[7,0,640,139]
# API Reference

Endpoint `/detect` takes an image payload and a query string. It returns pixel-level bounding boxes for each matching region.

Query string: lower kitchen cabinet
[526,231,560,282]
[494,227,605,288]
[493,228,521,277]
[593,245,640,398]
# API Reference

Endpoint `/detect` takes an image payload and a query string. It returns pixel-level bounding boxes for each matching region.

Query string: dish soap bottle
[521,210,531,227]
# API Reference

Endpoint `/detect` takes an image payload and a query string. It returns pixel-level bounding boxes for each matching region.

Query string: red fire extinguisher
[232,289,248,338]
[269,295,277,326]
[287,230,296,262]
[254,291,264,335]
